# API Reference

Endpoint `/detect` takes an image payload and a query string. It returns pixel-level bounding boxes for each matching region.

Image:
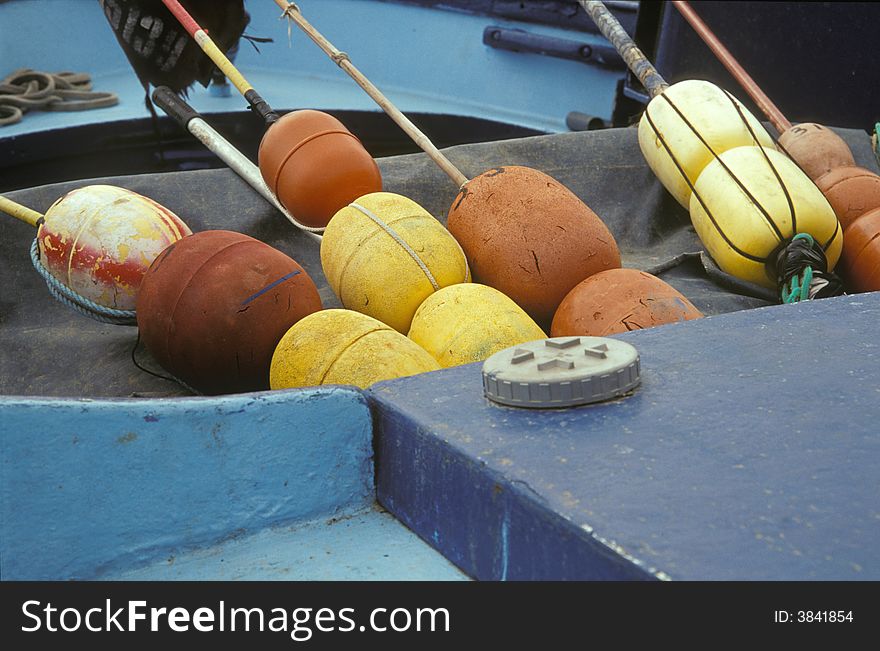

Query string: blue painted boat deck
[111,505,465,581]
[372,292,880,580]
[0,388,466,580]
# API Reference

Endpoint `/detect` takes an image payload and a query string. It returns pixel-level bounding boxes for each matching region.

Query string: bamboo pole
[161,0,278,124]
[577,1,668,98]
[0,195,43,228]
[273,0,469,188]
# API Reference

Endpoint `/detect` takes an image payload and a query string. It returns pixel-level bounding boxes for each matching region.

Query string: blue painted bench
[372,293,880,580]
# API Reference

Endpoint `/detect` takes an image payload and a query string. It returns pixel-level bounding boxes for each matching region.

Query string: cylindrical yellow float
[408,283,546,367]
[321,192,470,333]
[689,145,842,287]
[638,79,776,208]
[270,309,441,390]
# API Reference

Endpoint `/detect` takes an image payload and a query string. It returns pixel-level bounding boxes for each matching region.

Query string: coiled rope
[0,69,118,126]
[29,238,137,325]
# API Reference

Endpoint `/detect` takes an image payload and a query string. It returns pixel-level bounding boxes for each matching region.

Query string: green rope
[873,122,879,169]
[780,233,815,304]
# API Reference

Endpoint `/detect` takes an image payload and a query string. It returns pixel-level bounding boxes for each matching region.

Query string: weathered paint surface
[112,505,468,581]
[372,293,880,580]
[39,185,191,309]
[0,388,373,580]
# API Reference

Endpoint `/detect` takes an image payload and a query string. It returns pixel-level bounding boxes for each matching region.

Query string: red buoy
[136,230,322,394]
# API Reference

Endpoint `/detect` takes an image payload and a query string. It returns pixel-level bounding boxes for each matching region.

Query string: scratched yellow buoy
[320,192,470,333]
[638,79,776,208]
[408,283,546,367]
[37,185,191,310]
[690,145,842,287]
[270,309,441,389]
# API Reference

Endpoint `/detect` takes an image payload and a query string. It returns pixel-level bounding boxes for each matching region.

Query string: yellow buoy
[408,283,546,367]
[690,145,842,287]
[638,79,776,208]
[270,309,441,389]
[320,192,470,333]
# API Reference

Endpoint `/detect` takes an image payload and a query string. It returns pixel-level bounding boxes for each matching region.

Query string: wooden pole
[671,1,791,133]
[577,1,668,98]
[273,0,469,188]
[161,0,278,124]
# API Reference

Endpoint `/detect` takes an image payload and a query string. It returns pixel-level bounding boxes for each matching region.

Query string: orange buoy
[814,166,880,230]
[448,166,621,326]
[550,268,703,337]
[777,123,856,181]
[839,207,880,293]
[160,0,381,231]
[258,110,382,229]
[136,230,322,394]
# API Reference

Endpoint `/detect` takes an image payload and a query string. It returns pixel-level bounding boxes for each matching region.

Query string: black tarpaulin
[1,126,877,397]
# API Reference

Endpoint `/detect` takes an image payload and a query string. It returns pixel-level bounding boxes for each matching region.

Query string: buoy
[670,2,857,182]
[162,0,381,230]
[2,185,191,311]
[814,166,880,230]
[550,268,703,337]
[321,192,470,333]
[839,207,880,293]
[275,2,620,325]
[447,166,621,326]
[258,110,382,228]
[637,79,776,208]
[691,146,842,287]
[581,0,843,301]
[270,309,440,389]
[137,230,322,394]
[777,124,856,181]
[408,283,546,367]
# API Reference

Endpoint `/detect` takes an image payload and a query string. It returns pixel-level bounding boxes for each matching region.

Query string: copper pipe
[671,0,791,133]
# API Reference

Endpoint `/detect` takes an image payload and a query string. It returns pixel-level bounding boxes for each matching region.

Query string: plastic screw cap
[481,336,640,408]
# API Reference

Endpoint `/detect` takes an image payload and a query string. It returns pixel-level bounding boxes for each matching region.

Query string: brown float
[550,268,703,337]
[136,230,322,395]
[813,166,880,230]
[258,110,382,228]
[839,208,880,293]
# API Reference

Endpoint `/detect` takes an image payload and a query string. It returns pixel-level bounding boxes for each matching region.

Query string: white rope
[349,202,440,290]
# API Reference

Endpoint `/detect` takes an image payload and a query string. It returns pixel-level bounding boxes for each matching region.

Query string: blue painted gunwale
[372,292,880,581]
[0,387,375,580]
